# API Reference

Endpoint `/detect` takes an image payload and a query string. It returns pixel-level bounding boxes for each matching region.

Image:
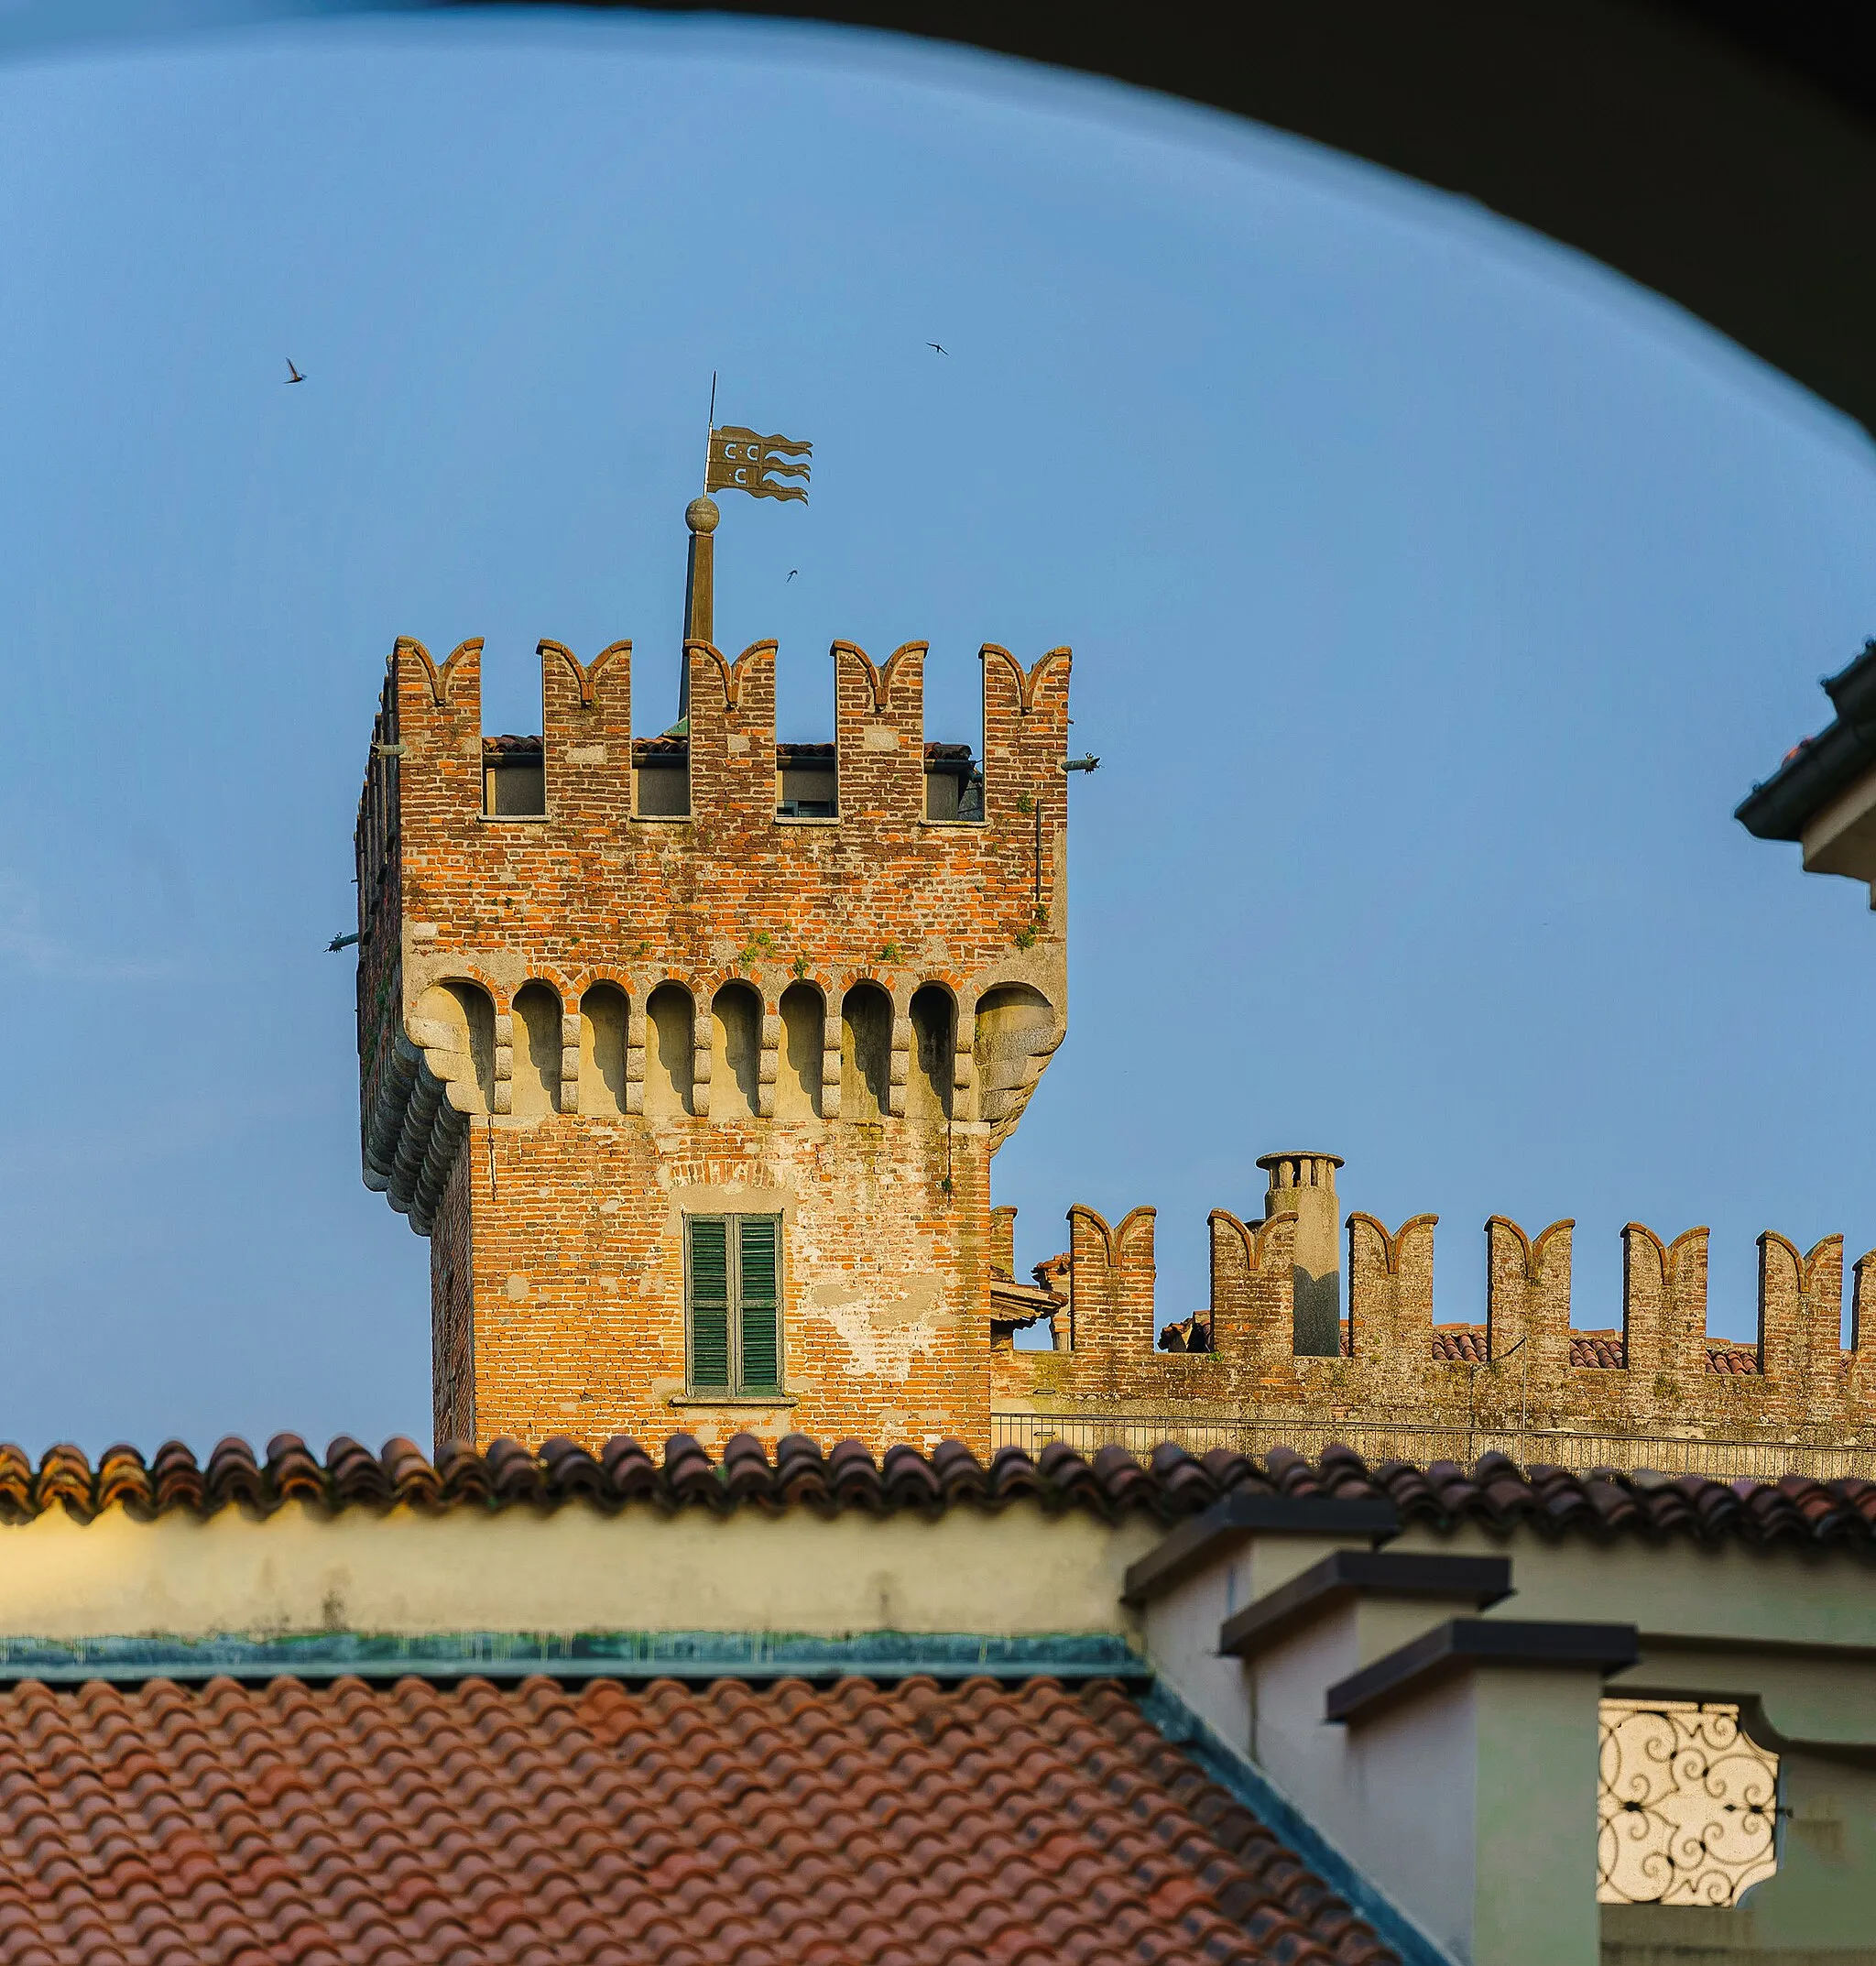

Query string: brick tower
[352,497,1071,1454]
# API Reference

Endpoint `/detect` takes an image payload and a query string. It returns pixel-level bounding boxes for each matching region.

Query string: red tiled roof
[4,1432,1873,1547]
[1545,1327,1765,1373]
[1430,1325,1489,1364]
[1568,1328,1625,1370]
[990,1278,1061,1331]
[0,1673,1396,1966]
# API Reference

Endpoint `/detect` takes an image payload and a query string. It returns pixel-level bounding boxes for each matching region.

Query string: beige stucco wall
[1141,1515,1876,1966]
[1390,1520,1876,1641]
[0,1501,1158,1644]
[1389,1522,1876,1752]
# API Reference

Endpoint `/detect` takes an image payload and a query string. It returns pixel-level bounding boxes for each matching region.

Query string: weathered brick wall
[356,629,1070,1456]
[447,1114,990,1454]
[994,1203,1876,1446]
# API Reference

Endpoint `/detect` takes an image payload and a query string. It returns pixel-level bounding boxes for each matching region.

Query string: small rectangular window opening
[685,1214,783,1395]
[635,734,691,818]
[924,743,983,822]
[483,737,546,817]
[777,741,837,818]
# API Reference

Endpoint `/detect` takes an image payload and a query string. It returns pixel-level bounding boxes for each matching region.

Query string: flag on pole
[707,426,812,503]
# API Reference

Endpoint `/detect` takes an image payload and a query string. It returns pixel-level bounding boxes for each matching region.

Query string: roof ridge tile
[0,1433,1857,1553]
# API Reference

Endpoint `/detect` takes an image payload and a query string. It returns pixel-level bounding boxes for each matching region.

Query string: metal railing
[988,1412,1876,1482]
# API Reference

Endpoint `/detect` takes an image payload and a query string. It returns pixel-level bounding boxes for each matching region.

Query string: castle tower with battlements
[352,508,1071,1455]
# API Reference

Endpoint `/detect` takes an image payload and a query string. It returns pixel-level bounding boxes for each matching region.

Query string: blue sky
[2,9,1873,1456]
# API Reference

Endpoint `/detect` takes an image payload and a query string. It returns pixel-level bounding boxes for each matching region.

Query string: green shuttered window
[684,1215,782,1395]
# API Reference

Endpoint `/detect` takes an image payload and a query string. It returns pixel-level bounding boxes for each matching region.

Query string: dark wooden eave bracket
[1121,1493,1400,1609]
[1217,1550,1513,1661]
[1325,1619,1641,1725]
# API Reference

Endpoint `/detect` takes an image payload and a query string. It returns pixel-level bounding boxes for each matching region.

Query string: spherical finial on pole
[681,497,718,704]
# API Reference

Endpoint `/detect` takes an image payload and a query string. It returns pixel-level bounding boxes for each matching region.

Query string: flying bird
[284,359,305,384]
[928,343,947,355]
[787,569,799,583]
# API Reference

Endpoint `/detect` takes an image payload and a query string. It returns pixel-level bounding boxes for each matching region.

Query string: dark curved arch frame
[449,0,1876,438]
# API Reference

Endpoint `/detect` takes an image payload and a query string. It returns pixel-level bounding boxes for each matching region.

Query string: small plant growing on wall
[879,940,905,965]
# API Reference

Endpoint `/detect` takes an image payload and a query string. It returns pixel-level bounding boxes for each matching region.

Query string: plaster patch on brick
[804,1278,947,1380]
[662,1183,793,1230]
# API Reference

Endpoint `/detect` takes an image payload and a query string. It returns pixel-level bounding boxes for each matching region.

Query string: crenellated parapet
[1063,1206,1158,1384]
[354,628,1074,1207]
[1205,1209,1298,1372]
[1347,1211,1439,1368]
[991,1155,1876,1453]
[1484,1216,1575,1385]
[1758,1232,1845,1411]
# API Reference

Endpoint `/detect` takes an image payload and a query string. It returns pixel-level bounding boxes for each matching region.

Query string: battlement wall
[371,628,1067,873]
[355,632,1074,1188]
[994,1202,1876,1446]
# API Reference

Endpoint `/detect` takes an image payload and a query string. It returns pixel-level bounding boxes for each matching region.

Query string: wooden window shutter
[687,1216,731,1391]
[736,1217,780,1393]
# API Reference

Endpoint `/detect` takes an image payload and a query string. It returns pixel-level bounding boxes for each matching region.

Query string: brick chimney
[1258,1152,1344,1356]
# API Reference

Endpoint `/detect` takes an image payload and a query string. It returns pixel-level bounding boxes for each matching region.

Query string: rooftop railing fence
[988,1412,1876,1483]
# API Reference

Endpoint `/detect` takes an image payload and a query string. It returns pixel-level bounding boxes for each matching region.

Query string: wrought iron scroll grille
[1598,1698,1778,1906]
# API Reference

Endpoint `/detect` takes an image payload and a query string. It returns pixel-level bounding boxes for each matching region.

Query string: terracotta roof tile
[0,1673,1392,1964]
[0,1431,1867,1550]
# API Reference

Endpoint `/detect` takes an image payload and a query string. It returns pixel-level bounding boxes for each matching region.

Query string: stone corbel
[692,1011,713,1120]
[756,1011,780,1118]
[822,1013,843,1118]
[624,1008,646,1114]
[888,1015,910,1118]
[559,1012,580,1113]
